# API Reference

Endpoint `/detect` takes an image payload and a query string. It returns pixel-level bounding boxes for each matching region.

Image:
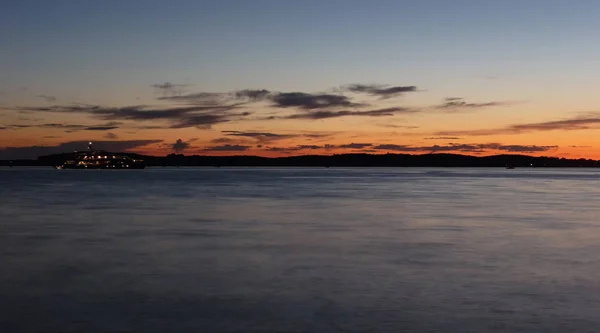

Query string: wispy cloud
[36,94,57,102]
[222,130,296,143]
[376,123,419,129]
[220,130,332,144]
[203,144,251,152]
[372,143,558,153]
[3,122,122,131]
[210,137,238,144]
[424,136,461,140]
[260,142,557,154]
[435,114,600,136]
[435,97,513,111]
[157,92,230,104]
[15,104,243,129]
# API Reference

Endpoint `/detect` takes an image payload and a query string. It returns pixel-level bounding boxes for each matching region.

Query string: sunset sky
[2,0,600,159]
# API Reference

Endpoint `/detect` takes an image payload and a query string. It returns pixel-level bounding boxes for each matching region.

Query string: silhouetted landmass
[1,152,599,167]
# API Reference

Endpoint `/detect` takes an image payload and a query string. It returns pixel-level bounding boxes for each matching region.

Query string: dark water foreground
[1,167,599,332]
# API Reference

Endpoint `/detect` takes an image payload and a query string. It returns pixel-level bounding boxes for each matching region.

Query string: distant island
[1,152,599,168]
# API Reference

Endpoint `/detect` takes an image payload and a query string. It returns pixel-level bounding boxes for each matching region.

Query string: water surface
[1,167,599,332]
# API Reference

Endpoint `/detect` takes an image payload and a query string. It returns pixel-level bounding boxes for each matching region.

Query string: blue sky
[2,0,600,158]
[3,0,600,96]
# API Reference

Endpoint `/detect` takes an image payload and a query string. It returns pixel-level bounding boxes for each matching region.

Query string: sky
[2,0,600,159]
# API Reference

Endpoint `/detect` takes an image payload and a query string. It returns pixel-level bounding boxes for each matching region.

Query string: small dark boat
[506,165,515,169]
[54,142,146,169]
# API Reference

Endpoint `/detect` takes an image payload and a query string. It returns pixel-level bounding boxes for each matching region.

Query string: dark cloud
[495,144,558,152]
[104,132,118,140]
[173,139,190,153]
[203,144,251,152]
[271,92,363,109]
[297,145,322,150]
[158,89,270,105]
[16,104,241,129]
[158,84,418,110]
[84,122,121,131]
[0,140,162,160]
[436,97,512,111]
[15,83,422,127]
[283,107,414,120]
[93,105,234,122]
[339,143,373,149]
[16,104,103,113]
[435,115,600,136]
[344,84,417,99]
[222,130,294,142]
[372,143,558,153]
[36,95,57,102]
[169,114,231,129]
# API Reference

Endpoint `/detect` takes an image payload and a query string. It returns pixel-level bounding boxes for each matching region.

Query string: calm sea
[1,167,599,332]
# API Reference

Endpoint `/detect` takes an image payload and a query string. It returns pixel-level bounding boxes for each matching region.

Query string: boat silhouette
[54,142,145,169]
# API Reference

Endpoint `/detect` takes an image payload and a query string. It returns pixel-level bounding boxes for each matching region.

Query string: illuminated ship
[54,142,146,169]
